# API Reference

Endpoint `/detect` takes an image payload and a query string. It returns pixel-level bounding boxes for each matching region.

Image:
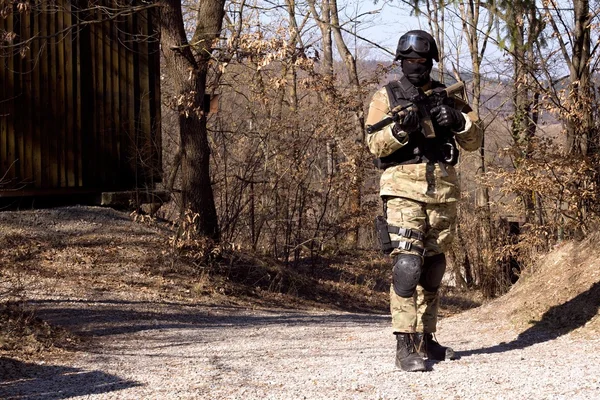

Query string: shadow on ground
[0,357,140,400]
[28,299,389,339]
[456,281,600,358]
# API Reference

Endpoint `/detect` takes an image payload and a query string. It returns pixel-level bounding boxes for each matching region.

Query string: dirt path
[1,298,599,400]
[1,207,599,399]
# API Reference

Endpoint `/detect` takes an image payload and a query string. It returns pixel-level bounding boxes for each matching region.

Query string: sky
[342,0,424,60]
[246,0,513,78]
[347,0,509,78]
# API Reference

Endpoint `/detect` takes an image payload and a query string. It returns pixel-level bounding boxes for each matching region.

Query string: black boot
[395,333,426,372]
[415,332,456,361]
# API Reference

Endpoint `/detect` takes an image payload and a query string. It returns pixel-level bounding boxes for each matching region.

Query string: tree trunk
[329,0,364,246]
[159,0,224,240]
[307,0,336,180]
[566,0,593,156]
[508,3,540,223]
[426,0,445,83]
[457,0,493,288]
[307,0,334,80]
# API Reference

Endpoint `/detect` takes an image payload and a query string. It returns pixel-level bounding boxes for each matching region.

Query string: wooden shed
[0,0,161,199]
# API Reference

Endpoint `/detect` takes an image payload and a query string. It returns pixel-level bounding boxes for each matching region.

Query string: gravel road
[1,299,599,400]
[1,207,599,399]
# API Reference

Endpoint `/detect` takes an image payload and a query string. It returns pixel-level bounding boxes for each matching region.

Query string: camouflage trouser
[385,196,457,333]
[390,286,440,333]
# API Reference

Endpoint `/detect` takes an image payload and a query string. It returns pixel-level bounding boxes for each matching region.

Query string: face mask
[401,59,432,86]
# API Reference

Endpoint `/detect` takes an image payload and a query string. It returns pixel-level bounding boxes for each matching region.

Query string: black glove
[392,110,420,139]
[392,110,420,142]
[431,105,466,132]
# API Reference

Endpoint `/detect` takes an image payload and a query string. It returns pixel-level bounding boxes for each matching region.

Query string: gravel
[1,206,599,399]
[1,301,599,400]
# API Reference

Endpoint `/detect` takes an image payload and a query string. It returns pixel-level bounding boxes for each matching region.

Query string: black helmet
[394,30,439,62]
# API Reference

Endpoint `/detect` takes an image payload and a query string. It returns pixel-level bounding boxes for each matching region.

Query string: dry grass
[0,207,395,358]
[0,303,79,360]
[7,206,597,360]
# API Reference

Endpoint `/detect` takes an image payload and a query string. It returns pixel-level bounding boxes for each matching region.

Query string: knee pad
[392,254,423,298]
[419,253,446,292]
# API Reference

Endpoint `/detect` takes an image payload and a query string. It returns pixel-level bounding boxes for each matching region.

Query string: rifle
[366,81,466,138]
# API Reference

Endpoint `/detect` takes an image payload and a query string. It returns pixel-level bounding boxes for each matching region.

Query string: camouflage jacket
[366,81,483,203]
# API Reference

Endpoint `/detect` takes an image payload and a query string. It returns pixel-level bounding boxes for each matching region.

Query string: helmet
[394,30,439,62]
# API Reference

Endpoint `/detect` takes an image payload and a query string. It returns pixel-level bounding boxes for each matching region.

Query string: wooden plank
[7,12,17,183]
[153,12,162,178]
[132,12,143,186]
[48,4,59,187]
[57,3,67,187]
[103,4,113,186]
[1,17,8,178]
[96,1,106,186]
[22,10,33,185]
[52,3,61,186]
[88,3,99,188]
[39,4,50,187]
[81,1,96,189]
[0,187,100,197]
[74,3,83,187]
[149,9,162,179]
[64,0,76,187]
[17,12,26,183]
[126,11,136,184]
[117,12,126,180]
[32,8,42,187]
[112,9,120,187]
[111,11,121,184]
[138,10,151,186]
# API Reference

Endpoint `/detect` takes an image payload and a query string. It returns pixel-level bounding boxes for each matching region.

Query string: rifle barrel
[366,116,395,135]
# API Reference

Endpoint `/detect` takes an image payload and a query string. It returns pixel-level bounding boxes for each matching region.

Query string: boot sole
[426,348,456,361]
[396,361,427,372]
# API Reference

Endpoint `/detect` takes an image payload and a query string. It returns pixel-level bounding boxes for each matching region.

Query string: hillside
[469,233,600,337]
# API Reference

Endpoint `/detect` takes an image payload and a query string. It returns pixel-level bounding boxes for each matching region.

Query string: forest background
[2,0,600,301]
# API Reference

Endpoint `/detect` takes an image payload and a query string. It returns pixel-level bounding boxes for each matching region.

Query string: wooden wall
[0,0,161,195]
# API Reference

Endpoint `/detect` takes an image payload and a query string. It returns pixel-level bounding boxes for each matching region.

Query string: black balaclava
[401,58,433,87]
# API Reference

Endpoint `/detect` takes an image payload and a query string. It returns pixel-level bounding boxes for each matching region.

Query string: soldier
[366,30,482,372]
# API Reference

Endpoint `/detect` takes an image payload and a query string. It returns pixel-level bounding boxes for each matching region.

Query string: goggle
[397,34,431,55]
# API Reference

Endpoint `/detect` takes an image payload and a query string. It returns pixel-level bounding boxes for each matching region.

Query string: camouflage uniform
[366,81,482,334]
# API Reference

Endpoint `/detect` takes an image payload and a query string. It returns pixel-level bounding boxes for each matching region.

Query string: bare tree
[542,0,596,156]
[159,0,224,240]
[327,0,365,245]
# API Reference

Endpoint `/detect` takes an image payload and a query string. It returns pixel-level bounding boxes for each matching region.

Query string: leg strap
[388,225,425,241]
[393,240,426,257]
[389,225,426,256]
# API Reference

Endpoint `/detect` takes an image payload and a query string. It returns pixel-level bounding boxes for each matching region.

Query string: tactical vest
[375,76,460,170]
